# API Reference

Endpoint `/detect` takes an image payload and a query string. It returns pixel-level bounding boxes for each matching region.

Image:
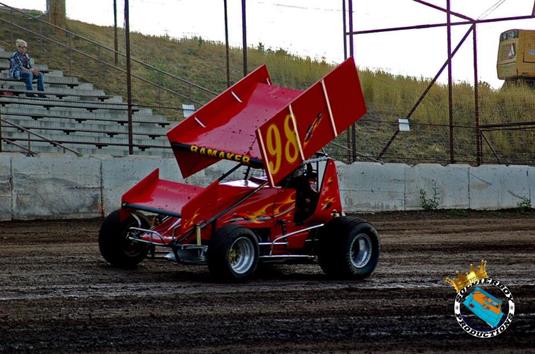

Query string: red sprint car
[99,58,380,281]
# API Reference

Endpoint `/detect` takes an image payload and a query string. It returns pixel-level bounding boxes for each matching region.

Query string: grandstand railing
[0,114,81,156]
[0,3,217,157]
[0,2,217,102]
[0,17,203,105]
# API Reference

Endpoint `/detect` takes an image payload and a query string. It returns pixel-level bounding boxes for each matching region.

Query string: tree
[46,0,66,28]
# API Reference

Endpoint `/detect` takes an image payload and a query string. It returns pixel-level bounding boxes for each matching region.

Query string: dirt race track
[1,211,534,353]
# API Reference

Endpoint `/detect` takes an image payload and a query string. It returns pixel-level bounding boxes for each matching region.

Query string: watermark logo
[445,260,515,338]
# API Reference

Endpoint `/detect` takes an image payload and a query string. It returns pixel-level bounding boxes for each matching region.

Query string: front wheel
[98,210,149,268]
[207,225,259,282]
[318,217,380,279]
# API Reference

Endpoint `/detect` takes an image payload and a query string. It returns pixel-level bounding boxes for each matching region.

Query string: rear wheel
[318,217,380,279]
[207,225,259,282]
[99,210,149,268]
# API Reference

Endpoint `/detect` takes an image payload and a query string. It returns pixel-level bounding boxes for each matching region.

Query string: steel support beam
[353,15,535,35]
[113,0,118,65]
[342,0,351,162]
[473,25,481,166]
[377,26,474,159]
[348,0,356,163]
[124,0,133,155]
[355,2,535,163]
[241,0,247,77]
[342,0,347,59]
[224,0,231,87]
[446,0,455,164]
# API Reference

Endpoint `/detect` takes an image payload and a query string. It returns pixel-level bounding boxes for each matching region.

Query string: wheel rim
[350,233,372,269]
[122,236,144,257]
[228,236,255,274]
[121,221,145,257]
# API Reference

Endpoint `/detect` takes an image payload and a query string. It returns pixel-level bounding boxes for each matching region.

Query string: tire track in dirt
[0,212,534,353]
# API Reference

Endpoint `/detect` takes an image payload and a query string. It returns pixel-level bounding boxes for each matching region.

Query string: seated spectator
[9,39,46,98]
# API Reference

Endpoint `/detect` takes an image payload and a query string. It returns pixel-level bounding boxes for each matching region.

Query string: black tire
[98,210,149,268]
[318,217,380,279]
[207,224,259,282]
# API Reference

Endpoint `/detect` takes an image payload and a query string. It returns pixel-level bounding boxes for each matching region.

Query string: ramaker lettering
[188,145,253,165]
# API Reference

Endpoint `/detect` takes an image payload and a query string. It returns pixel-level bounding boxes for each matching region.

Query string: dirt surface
[1,211,534,353]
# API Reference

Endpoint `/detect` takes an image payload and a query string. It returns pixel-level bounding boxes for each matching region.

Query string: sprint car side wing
[256,58,366,185]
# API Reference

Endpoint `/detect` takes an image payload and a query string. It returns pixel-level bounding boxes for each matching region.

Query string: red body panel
[309,159,343,222]
[126,160,343,255]
[217,184,280,224]
[180,180,251,232]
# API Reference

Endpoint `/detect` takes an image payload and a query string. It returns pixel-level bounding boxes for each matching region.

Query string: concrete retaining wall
[11,156,102,220]
[0,156,11,221]
[0,154,533,220]
[468,165,530,210]
[101,157,183,216]
[337,162,406,212]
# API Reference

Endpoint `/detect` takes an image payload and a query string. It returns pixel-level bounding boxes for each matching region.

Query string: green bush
[419,182,440,210]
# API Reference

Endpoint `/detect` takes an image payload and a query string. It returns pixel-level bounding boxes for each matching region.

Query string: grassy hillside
[2,7,534,164]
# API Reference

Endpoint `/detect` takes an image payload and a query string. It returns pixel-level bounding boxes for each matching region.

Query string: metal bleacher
[0,47,176,157]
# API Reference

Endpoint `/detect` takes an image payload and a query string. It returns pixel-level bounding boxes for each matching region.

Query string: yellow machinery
[497,29,535,83]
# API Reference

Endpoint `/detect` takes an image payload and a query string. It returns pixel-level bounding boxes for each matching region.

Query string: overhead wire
[478,0,508,19]
[257,1,340,13]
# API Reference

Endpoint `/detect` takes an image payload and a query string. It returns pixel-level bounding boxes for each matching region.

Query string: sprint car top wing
[167,65,302,178]
[167,58,366,183]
